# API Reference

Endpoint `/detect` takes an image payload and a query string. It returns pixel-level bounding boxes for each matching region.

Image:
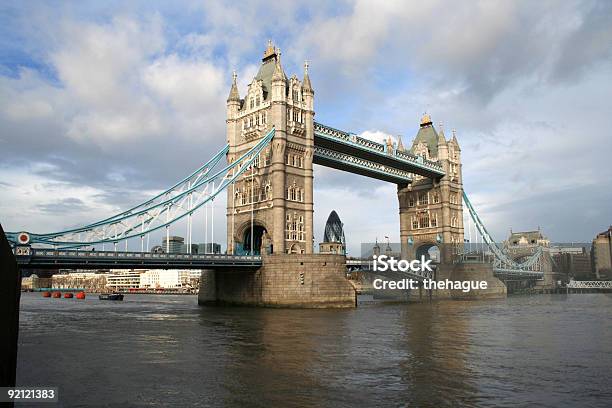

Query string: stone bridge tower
[226,42,314,255]
[397,114,464,263]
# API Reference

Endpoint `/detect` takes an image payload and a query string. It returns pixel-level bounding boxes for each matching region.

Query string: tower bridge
[6,41,551,307]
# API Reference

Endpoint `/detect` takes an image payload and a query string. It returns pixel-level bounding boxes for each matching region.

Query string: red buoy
[64,292,74,299]
[52,292,62,298]
[76,292,86,300]
[42,291,51,298]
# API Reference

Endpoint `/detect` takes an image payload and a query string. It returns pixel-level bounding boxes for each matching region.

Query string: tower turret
[302,61,314,111]
[226,71,240,120]
[271,49,287,102]
[437,122,448,161]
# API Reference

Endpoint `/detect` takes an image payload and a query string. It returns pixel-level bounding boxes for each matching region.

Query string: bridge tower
[226,41,314,255]
[397,114,464,263]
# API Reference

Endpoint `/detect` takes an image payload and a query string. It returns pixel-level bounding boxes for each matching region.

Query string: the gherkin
[323,210,345,245]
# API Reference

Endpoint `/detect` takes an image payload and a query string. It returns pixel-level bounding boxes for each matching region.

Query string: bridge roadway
[14,248,544,281]
[14,247,262,270]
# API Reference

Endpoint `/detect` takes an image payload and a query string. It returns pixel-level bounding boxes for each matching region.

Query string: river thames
[16,293,612,407]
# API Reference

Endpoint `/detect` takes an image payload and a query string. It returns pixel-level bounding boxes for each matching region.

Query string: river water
[16,293,612,407]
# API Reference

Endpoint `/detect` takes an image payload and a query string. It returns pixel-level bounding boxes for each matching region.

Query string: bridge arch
[235,219,269,255]
[415,242,441,263]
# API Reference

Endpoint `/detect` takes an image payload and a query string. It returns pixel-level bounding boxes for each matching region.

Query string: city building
[319,211,346,255]
[592,226,612,280]
[550,246,593,280]
[506,229,550,247]
[180,243,199,254]
[106,269,145,291]
[162,236,184,253]
[139,269,200,290]
[197,243,221,254]
[52,272,109,292]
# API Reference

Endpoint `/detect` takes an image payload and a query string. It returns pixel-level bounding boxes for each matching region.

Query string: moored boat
[99,293,124,301]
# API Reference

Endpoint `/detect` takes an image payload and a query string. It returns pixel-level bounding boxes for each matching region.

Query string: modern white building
[139,269,201,289]
[105,269,201,290]
[106,269,145,290]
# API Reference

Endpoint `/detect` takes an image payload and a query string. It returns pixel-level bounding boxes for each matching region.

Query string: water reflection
[16,294,612,408]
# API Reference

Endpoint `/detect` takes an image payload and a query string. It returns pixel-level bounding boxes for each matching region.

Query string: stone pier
[198,253,356,308]
[432,262,507,300]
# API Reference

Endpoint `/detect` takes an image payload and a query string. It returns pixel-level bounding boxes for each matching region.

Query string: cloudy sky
[1,0,611,254]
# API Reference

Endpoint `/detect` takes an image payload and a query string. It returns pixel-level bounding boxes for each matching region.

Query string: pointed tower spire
[227,70,240,102]
[302,60,313,92]
[450,128,461,151]
[437,122,447,145]
[397,136,405,152]
[272,48,286,82]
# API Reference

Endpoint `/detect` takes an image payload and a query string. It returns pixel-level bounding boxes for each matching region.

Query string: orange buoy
[52,292,62,298]
[42,291,52,298]
[64,292,74,299]
[76,292,86,300]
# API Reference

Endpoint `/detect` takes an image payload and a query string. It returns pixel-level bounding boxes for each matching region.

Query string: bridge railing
[314,122,444,174]
[313,146,413,182]
[566,280,612,289]
[23,248,261,261]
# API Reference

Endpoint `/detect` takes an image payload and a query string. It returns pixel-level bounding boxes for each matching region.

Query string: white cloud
[1,0,611,247]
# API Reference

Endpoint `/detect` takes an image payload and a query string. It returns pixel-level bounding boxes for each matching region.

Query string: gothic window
[286,184,304,202]
[418,192,428,205]
[256,95,260,106]
[433,193,440,204]
[419,213,430,229]
[298,216,304,241]
[256,115,260,126]
[292,90,299,101]
[250,98,254,109]
[431,213,438,227]
[262,112,267,124]
[412,217,418,230]
[408,195,415,207]
[293,110,300,122]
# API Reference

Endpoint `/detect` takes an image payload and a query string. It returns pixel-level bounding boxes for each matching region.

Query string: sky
[1,0,611,255]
